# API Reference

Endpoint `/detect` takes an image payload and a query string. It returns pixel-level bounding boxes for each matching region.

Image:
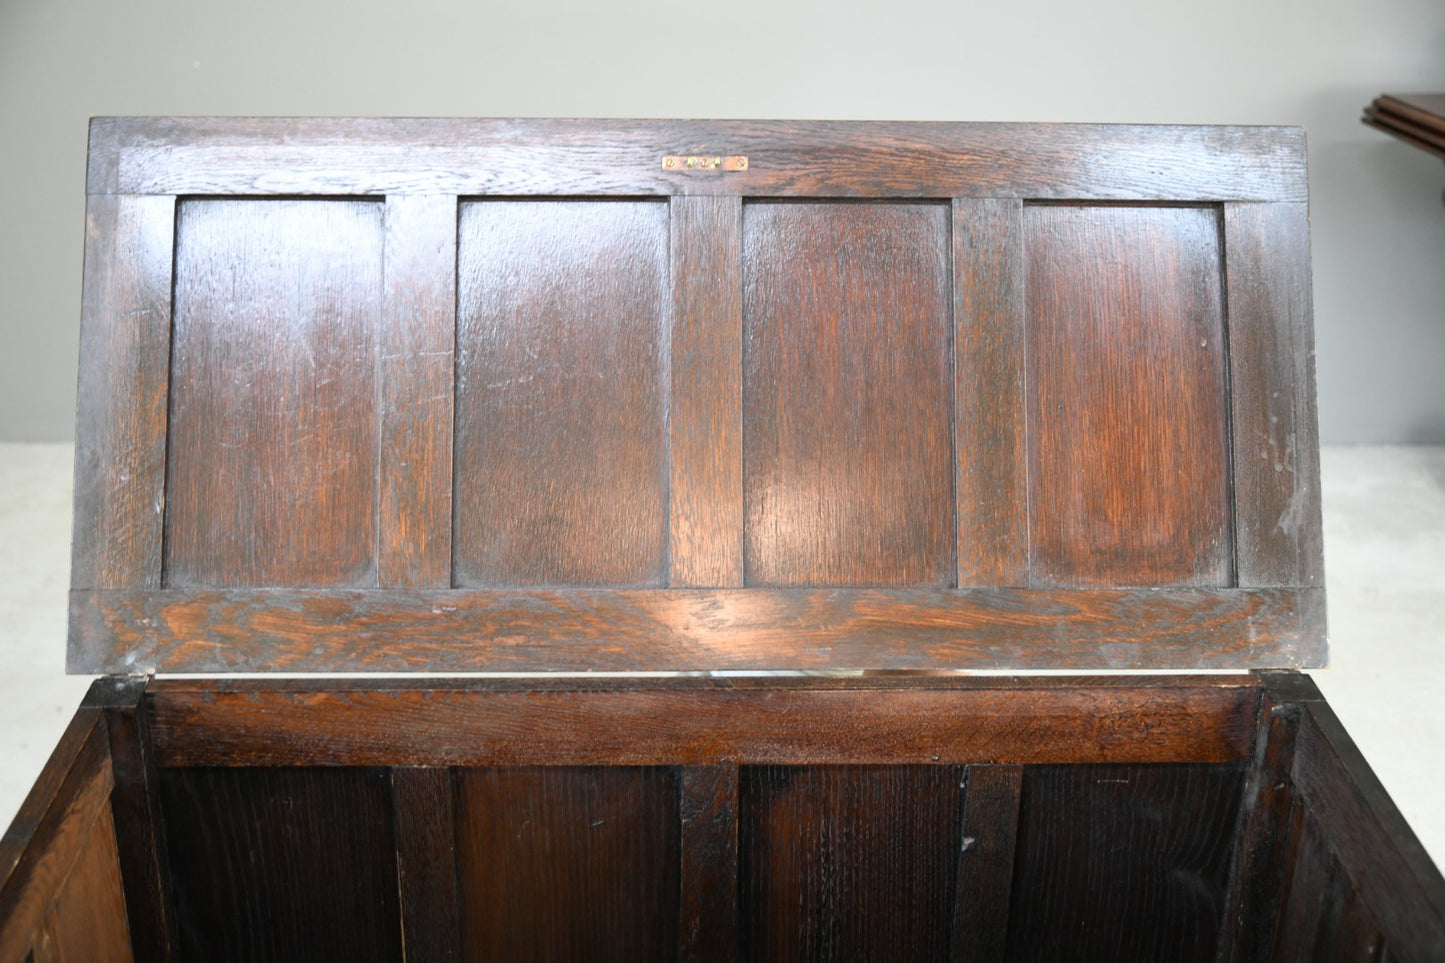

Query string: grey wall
[2,0,1443,442]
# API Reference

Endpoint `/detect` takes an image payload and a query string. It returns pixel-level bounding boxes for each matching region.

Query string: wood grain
[1005,763,1245,962]
[1284,677,1445,962]
[679,766,739,962]
[390,767,460,963]
[743,201,955,586]
[69,194,174,595]
[164,198,384,588]
[454,767,679,962]
[954,198,1027,588]
[87,118,1309,202]
[72,585,1325,674]
[37,807,133,963]
[157,767,401,962]
[142,678,1260,768]
[670,195,744,587]
[1225,202,1323,588]
[1026,204,1232,588]
[379,195,455,589]
[453,199,669,586]
[951,765,1022,963]
[739,765,964,961]
[0,704,115,963]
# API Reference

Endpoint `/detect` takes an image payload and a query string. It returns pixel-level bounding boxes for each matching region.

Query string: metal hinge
[663,154,749,172]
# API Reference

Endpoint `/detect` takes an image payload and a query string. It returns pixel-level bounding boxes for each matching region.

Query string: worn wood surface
[157,767,401,962]
[740,765,964,961]
[670,195,744,588]
[1225,202,1323,588]
[142,677,1259,768]
[454,767,679,961]
[379,195,455,589]
[1005,763,1245,962]
[164,199,384,588]
[69,194,174,597]
[87,118,1309,201]
[743,201,954,587]
[950,765,1023,963]
[1026,204,1231,587]
[390,767,461,963]
[72,585,1325,674]
[0,699,120,963]
[954,198,1027,588]
[453,199,669,587]
[679,765,740,962]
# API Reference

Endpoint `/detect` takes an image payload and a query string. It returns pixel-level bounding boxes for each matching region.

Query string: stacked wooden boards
[1363,94,1445,162]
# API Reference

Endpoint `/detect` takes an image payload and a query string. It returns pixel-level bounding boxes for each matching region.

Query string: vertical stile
[390,767,462,962]
[669,196,745,587]
[951,764,1023,962]
[953,198,1028,588]
[380,195,457,589]
[678,765,740,962]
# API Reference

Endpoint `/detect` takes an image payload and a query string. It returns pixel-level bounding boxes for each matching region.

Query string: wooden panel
[1226,202,1323,588]
[453,199,668,586]
[954,198,1027,587]
[454,767,679,962]
[89,118,1309,202]
[1285,677,1445,962]
[75,585,1325,675]
[743,201,954,586]
[40,807,133,963]
[164,199,384,588]
[670,195,744,587]
[1004,764,1245,962]
[69,194,174,595]
[952,765,1023,963]
[143,677,1262,769]
[0,703,116,963]
[740,765,964,961]
[390,768,461,963]
[158,767,401,963]
[1025,204,1231,587]
[90,678,176,961]
[379,195,455,589]
[679,766,739,962]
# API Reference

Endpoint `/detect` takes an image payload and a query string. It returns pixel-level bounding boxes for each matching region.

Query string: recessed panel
[454,200,669,586]
[165,199,383,587]
[455,767,680,961]
[1025,205,1231,587]
[743,202,954,587]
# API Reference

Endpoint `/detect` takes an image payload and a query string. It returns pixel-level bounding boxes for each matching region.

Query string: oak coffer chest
[1,118,1442,962]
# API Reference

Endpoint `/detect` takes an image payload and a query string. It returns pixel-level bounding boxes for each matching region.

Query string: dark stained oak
[157,767,402,963]
[1004,764,1245,962]
[670,195,745,588]
[951,765,1023,963]
[69,194,174,596]
[390,768,461,963]
[86,118,1309,202]
[454,767,680,962]
[379,195,456,589]
[1225,202,1323,589]
[740,765,964,961]
[679,766,740,962]
[34,808,133,963]
[453,199,669,587]
[71,585,1326,674]
[1025,204,1232,588]
[743,201,955,586]
[954,198,1027,588]
[164,198,384,589]
[141,677,1261,769]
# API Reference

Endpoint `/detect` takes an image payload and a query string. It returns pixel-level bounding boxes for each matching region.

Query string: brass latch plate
[663,155,749,172]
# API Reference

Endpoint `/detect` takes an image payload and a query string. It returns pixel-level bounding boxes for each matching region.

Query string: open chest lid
[67,118,1323,676]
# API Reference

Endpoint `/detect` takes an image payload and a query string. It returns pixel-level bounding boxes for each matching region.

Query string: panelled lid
[68,118,1324,675]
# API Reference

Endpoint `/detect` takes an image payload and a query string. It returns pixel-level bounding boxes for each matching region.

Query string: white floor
[1,442,1442,872]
